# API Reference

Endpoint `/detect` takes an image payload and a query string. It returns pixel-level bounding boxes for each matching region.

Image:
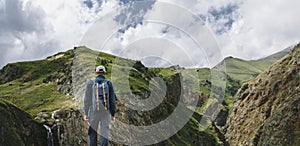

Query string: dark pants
[88,110,110,146]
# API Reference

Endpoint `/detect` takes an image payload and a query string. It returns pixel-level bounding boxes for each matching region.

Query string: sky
[0,0,299,68]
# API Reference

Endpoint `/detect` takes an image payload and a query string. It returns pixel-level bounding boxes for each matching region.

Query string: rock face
[0,99,47,146]
[0,64,22,84]
[44,51,74,96]
[225,44,300,145]
[36,109,88,146]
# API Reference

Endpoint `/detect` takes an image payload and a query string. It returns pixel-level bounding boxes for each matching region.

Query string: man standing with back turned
[84,65,116,146]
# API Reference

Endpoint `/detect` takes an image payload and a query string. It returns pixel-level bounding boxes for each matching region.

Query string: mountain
[224,46,292,81]
[0,45,295,146]
[72,47,224,145]
[225,44,300,145]
[0,49,76,115]
[0,46,223,145]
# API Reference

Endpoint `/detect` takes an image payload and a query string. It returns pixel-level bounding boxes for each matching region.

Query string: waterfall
[43,125,54,146]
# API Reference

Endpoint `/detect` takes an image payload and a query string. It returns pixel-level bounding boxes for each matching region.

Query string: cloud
[112,22,210,68]
[0,0,119,68]
[84,0,300,68]
[94,1,222,68]
[83,0,103,9]
[223,0,300,60]
[0,0,45,33]
[1,0,299,69]
[205,3,240,34]
[0,0,60,67]
[158,0,300,61]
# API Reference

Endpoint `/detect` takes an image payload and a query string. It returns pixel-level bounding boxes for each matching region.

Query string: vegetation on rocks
[0,99,47,146]
[225,44,300,145]
[0,44,295,145]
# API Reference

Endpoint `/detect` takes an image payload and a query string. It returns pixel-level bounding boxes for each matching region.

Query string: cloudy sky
[0,0,299,68]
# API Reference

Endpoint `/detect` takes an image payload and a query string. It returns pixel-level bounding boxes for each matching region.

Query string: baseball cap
[95,65,106,73]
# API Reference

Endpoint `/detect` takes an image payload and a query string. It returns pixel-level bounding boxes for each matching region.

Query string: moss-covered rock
[0,99,47,146]
[225,44,300,145]
[35,109,88,146]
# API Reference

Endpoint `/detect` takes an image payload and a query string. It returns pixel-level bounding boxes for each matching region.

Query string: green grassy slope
[0,50,76,116]
[0,46,290,145]
[0,47,218,145]
[77,47,223,145]
[224,47,291,81]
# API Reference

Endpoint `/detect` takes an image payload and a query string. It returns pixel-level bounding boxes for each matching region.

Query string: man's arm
[108,81,116,117]
[84,80,93,119]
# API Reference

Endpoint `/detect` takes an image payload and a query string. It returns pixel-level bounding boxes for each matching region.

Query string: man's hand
[110,116,115,123]
[83,115,89,123]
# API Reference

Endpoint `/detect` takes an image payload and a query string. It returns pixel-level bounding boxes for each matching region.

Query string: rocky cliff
[35,109,88,146]
[0,99,47,146]
[225,44,300,145]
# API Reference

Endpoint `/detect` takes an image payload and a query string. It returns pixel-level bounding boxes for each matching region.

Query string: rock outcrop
[36,109,88,146]
[0,99,47,146]
[0,64,23,84]
[225,44,300,145]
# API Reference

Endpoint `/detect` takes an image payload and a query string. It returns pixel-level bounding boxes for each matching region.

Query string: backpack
[94,80,109,111]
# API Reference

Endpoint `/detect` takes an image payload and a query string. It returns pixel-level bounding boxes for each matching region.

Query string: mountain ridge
[0,46,224,145]
[0,44,297,145]
[222,46,292,81]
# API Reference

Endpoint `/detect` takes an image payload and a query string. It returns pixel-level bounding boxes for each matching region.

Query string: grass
[0,99,27,146]
[164,110,220,146]
[15,83,75,115]
[0,81,75,116]
[225,57,264,81]
[0,98,48,145]
[0,45,290,145]
[0,49,76,116]
[224,49,289,81]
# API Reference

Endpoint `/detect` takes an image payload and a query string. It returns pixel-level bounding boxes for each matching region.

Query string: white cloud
[223,0,300,60]
[114,22,210,67]
[0,0,119,68]
[157,0,299,61]
[0,0,58,67]
[95,2,216,68]
[116,1,226,67]
[1,0,299,68]
[29,0,95,49]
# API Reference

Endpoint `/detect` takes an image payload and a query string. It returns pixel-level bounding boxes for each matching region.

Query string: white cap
[95,65,106,73]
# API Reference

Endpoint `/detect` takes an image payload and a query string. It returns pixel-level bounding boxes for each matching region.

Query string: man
[84,65,116,146]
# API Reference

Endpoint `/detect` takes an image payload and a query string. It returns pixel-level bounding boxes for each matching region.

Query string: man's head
[95,65,106,75]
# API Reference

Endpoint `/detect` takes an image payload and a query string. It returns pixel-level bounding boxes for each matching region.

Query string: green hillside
[0,46,223,145]
[0,50,76,115]
[0,46,290,145]
[224,47,291,81]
